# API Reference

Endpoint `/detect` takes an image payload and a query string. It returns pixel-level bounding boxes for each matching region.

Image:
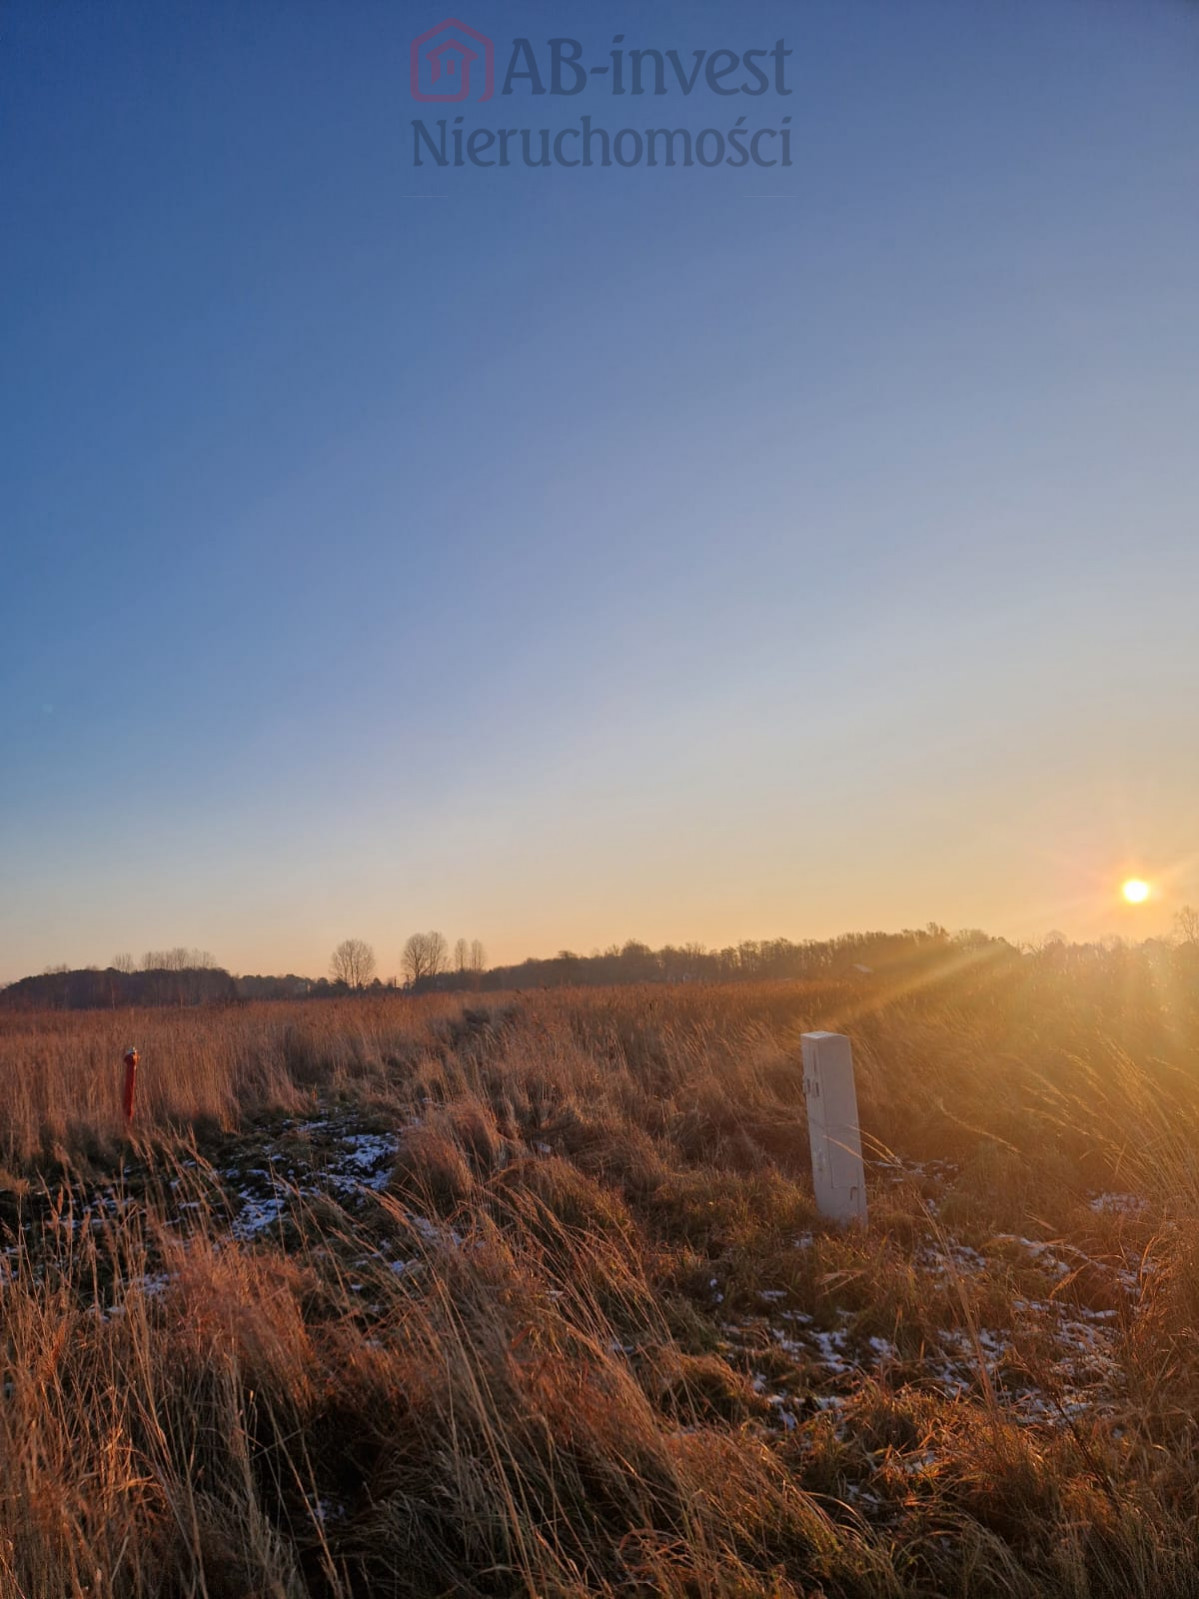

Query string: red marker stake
[123,1048,139,1122]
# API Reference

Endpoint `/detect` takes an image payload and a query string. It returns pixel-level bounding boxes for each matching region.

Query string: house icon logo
[410,18,495,103]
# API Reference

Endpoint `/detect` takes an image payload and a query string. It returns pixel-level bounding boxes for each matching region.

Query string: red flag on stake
[123,1048,139,1122]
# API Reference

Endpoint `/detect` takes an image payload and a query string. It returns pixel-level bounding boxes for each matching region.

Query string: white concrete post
[801,1031,867,1225]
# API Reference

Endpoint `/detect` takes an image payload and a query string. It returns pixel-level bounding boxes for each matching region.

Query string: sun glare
[1122,878,1150,905]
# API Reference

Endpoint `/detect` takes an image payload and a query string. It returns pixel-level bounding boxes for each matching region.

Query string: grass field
[1,956,1198,1596]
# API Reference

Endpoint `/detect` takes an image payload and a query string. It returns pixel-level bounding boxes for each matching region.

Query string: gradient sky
[3,0,1197,981]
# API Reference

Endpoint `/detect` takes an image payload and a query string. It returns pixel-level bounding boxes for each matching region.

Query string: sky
[2,0,1197,981]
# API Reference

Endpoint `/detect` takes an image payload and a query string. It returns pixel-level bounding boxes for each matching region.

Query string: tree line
[4,912,1197,1011]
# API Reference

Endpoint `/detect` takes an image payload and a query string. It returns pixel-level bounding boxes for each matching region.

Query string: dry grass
[1,961,1198,1595]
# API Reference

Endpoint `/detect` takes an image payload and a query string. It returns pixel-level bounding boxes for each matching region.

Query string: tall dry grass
[0,963,1198,1593]
[0,995,470,1166]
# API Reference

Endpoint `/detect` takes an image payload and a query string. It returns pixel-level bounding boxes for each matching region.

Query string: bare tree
[183,948,214,969]
[1175,905,1199,946]
[111,953,135,973]
[469,939,486,975]
[141,947,216,972]
[330,938,377,989]
[402,931,448,988]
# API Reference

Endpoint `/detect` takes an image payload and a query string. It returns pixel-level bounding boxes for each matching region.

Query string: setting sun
[1122,878,1151,904]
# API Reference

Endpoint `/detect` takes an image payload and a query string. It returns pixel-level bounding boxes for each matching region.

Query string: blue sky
[2,0,1197,979]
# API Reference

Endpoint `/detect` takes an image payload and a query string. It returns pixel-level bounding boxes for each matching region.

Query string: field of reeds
[1,952,1199,1597]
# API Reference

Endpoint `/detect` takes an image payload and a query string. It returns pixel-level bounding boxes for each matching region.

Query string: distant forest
[2,923,1195,1012]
